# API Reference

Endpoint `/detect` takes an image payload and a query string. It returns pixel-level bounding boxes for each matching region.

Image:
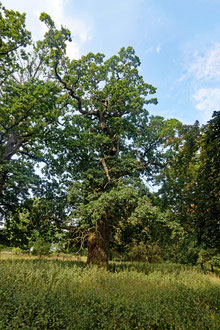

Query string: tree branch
[19,150,49,165]
[54,61,97,117]
[101,157,111,182]
[0,43,22,56]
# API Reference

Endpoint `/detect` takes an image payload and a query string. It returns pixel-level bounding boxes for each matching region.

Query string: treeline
[0,3,219,267]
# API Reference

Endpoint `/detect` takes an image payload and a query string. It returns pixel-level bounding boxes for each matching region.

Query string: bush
[0,244,12,252]
[31,237,51,256]
[125,241,163,263]
[11,247,23,255]
[171,241,199,265]
[146,242,163,263]
[198,249,220,271]
[126,242,147,261]
[211,255,220,269]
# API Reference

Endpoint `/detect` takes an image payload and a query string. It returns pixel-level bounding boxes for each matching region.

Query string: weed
[0,256,219,329]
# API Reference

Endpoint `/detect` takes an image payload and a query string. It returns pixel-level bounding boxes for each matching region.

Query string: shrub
[198,249,220,271]
[0,244,12,252]
[126,242,147,261]
[211,255,220,270]
[31,237,51,256]
[146,242,163,263]
[125,241,163,263]
[11,247,23,255]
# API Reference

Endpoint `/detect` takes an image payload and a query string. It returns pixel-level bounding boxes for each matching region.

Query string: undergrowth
[0,257,219,329]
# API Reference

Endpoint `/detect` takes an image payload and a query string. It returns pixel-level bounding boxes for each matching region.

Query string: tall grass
[0,256,219,329]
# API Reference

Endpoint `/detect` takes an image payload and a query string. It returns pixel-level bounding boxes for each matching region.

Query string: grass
[0,254,220,329]
[0,251,87,262]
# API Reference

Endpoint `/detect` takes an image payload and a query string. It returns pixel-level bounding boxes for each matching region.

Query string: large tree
[0,6,71,220]
[41,14,182,267]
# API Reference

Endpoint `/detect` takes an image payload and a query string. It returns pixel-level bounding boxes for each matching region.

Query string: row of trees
[0,3,219,267]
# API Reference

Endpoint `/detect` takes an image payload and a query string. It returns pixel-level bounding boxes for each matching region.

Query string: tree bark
[87,220,111,268]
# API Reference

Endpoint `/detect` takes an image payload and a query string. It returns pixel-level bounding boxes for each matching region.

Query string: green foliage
[1,4,219,266]
[211,255,220,270]
[0,244,11,252]
[126,241,148,261]
[198,249,220,272]
[193,111,220,249]
[0,3,31,55]
[11,247,22,255]
[31,237,51,256]
[39,12,72,62]
[157,114,220,255]
[5,197,68,251]
[125,241,163,263]
[0,258,219,329]
[0,5,69,225]
[0,1,31,80]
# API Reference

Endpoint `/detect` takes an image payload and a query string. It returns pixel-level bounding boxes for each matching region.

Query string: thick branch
[2,133,27,161]
[19,151,49,165]
[54,62,82,112]
[101,157,111,182]
[54,61,97,117]
[0,44,21,56]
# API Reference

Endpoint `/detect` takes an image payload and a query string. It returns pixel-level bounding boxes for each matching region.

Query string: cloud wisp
[180,42,220,123]
[180,42,220,82]
[193,88,220,122]
[188,43,220,81]
[6,0,93,59]
[37,0,93,59]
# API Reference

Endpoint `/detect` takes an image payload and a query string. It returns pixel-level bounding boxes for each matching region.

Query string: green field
[0,254,220,329]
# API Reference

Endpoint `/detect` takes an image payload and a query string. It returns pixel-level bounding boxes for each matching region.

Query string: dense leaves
[0,5,219,265]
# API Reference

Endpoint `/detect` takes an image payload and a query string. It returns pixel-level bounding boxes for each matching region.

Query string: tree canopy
[0,5,219,266]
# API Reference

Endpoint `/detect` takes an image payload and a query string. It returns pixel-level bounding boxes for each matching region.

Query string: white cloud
[193,88,220,122]
[156,45,161,53]
[36,0,93,59]
[64,18,93,59]
[4,0,93,59]
[181,43,220,82]
[179,43,220,123]
[145,45,161,54]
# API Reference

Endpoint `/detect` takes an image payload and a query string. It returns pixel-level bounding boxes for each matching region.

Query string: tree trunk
[87,220,111,269]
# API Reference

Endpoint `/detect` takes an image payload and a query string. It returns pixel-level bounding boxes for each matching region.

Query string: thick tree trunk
[87,220,111,268]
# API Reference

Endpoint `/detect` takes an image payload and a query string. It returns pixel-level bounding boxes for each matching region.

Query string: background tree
[0,7,71,223]
[192,111,220,250]
[156,121,201,261]
[157,114,220,261]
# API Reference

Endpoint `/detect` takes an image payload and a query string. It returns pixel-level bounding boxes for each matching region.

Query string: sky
[4,0,220,125]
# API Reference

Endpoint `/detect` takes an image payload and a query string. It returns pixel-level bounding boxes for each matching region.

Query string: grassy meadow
[0,253,220,329]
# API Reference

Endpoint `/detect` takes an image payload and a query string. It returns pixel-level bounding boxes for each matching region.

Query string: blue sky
[4,0,220,124]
